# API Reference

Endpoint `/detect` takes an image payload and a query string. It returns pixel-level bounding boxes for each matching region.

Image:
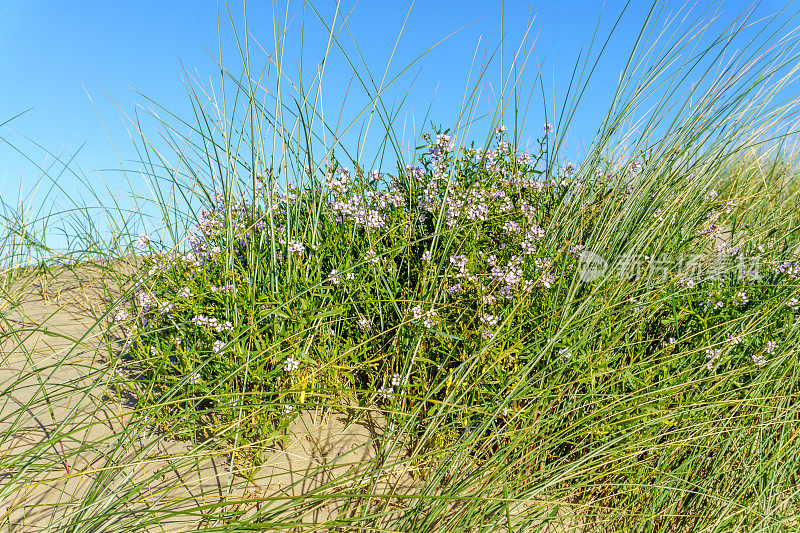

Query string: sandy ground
[0,260,587,532]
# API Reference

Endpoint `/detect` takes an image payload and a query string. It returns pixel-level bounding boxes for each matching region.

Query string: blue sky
[1,0,797,249]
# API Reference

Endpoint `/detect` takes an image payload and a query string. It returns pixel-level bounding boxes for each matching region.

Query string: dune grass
[2,1,800,531]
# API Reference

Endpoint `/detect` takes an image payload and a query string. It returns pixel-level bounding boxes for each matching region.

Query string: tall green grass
[2,1,800,531]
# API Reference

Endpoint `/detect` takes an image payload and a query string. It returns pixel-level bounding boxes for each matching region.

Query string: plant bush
[116,121,800,484]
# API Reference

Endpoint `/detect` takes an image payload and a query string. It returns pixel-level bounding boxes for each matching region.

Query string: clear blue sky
[1,0,797,250]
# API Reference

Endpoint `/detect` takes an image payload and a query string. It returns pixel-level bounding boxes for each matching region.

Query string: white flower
[705,348,722,371]
[283,356,299,372]
[436,133,454,152]
[732,290,748,307]
[519,201,536,221]
[283,404,295,414]
[559,347,572,359]
[188,372,201,385]
[525,225,545,243]
[192,314,232,333]
[377,386,394,401]
[480,314,499,327]
[421,250,433,263]
[536,273,556,288]
[752,353,766,366]
[287,240,304,255]
[137,233,150,249]
[449,255,469,275]
[114,309,129,323]
[391,373,407,387]
[364,250,380,265]
[357,317,372,331]
[137,291,158,313]
[327,269,341,285]
[705,293,724,310]
[785,297,800,311]
[212,339,226,354]
[543,123,554,134]
[726,335,742,346]
[503,221,521,235]
[448,283,463,295]
[210,284,234,293]
[177,287,192,298]
[569,244,585,257]
[764,341,777,355]
[422,308,438,328]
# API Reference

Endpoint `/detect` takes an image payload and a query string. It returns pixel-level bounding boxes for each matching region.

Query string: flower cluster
[411,305,438,328]
[137,233,150,249]
[768,261,800,279]
[764,341,778,355]
[114,309,130,323]
[377,386,395,401]
[283,356,300,372]
[137,291,158,313]
[191,314,234,333]
[391,373,407,387]
[705,292,724,310]
[726,334,743,346]
[706,348,722,371]
[364,250,380,265]
[210,284,235,293]
[731,290,748,307]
